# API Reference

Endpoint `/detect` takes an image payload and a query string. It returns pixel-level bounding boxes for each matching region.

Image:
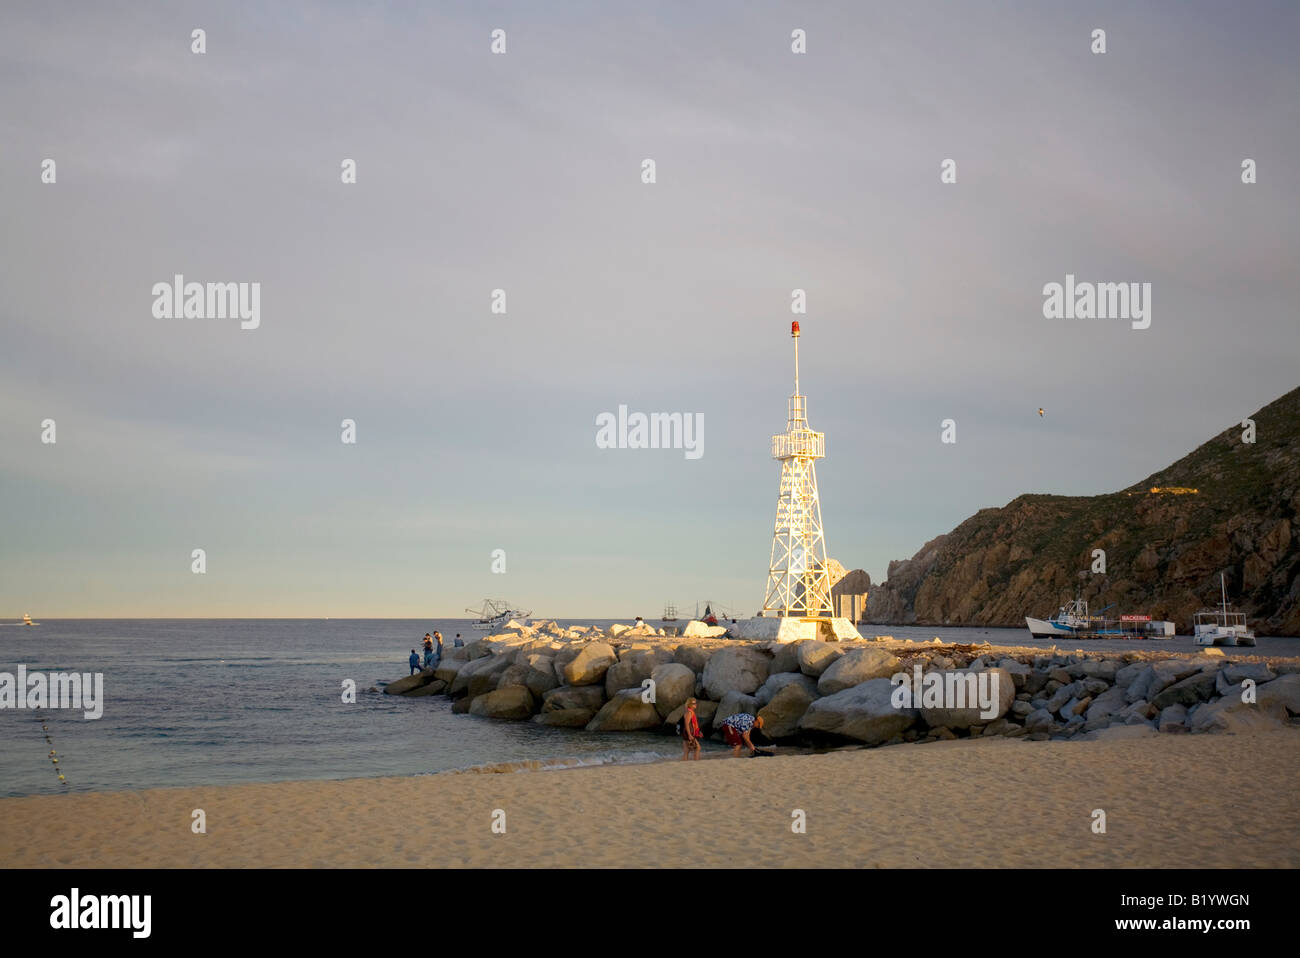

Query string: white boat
[465,599,532,632]
[22,614,37,627]
[1193,575,1256,647]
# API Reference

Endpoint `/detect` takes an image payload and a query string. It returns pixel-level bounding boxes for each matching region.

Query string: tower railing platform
[771,430,824,460]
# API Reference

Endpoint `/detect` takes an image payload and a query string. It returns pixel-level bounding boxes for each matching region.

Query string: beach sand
[3,728,1297,868]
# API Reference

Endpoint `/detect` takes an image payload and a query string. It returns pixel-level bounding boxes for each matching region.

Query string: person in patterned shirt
[719,712,765,757]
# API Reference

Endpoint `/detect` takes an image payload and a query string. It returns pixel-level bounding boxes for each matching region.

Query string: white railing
[772,430,825,459]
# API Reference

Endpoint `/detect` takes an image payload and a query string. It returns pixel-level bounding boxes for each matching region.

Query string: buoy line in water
[36,707,68,787]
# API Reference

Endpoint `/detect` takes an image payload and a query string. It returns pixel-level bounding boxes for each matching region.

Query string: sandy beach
[3,728,1296,868]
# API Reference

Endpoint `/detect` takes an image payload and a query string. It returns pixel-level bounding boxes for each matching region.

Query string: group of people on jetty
[407,631,463,674]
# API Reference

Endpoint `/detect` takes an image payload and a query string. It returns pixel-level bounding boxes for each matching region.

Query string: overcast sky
[2,1,1297,618]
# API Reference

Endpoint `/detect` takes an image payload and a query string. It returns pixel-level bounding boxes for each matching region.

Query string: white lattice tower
[762,320,833,617]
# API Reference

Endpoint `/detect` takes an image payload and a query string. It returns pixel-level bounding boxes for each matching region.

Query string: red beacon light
[791,320,801,337]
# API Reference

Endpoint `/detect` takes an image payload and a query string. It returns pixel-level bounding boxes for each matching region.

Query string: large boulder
[1257,673,1300,715]
[541,685,606,712]
[997,659,1033,689]
[552,645,583,681]
[521,654,559,698]
[796,640,841,678]
[714,690,761,732]
[1146,659,1204,699]
[450,654,512,697]
[586,689,662,732]
[769,643,801,675]
[758,682,816,738]
[673,644,713,674]
[1124,665,1156,704]
[817,647,901,695]
[433,659,466,685]
[1223,662,1277,685]
[917,668,1015,729]
[701,647,771,699]
[649,663,697,719]
[755,672,819,707]
[682,620,728,638]
[1157,703,1188,733]
[532,708,597,728]
[1150,671,1218,710]
[798,678,917,745]
[404,679,448,698]
[605,648,674,698]
[1189,695,1287,733]
[1083,685,1129,729]
[383,670,438,695]
[468,658,516,698]
[469,685,536,720]
[562,642,618,686]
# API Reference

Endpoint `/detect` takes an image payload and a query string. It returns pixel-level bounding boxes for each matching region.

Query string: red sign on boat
[1121,614,1151,622]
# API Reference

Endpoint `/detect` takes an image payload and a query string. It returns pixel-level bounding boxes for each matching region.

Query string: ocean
[2,619,1296,798]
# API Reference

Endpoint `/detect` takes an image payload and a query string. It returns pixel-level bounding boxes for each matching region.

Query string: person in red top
[680,698,703,761]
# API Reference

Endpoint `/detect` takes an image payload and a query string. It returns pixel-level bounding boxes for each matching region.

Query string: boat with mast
[465,599,532,632]
[1193,574,1256,647]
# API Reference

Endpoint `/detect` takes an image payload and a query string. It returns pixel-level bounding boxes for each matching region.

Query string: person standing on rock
[408,650,421,675]
[431,631,444,668]
[680,698,703,761]
[719,712,765,757]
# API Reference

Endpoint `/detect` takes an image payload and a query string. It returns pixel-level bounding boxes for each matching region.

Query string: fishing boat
[465,599,532,632]
[1025,594,1174,640]
[1193,575,1256,647]
[22,614,37,627]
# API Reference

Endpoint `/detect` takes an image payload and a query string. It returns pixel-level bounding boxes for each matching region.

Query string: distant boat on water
[22,614,37,626]
[465,599,532,632]
[1193,574,1256,647]
[662,603,678,622]
[1025,594,1173,640]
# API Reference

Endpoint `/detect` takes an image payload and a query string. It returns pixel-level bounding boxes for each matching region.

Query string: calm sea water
[2,619,1295,797]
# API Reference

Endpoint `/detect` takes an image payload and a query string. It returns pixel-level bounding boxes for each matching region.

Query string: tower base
[731,616,863,643]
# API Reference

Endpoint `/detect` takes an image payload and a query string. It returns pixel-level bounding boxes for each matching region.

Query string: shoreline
[3,728,1296,868]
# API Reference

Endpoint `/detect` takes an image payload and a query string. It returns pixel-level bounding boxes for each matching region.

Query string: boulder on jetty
[673,644,714,674]
[714,690,761,731]
[702,647,770,699]
[682,620,728,638]
[758,682,817,738]
[755,671,818,706]
[796,640,841,678]
[606,648,674,698]
[587,689,661,732]
[383,670,439,695]
[562,642,617,686]
[533,708,597,728]
[799,678,916,745]
[918,667,1015,729]
[542,685,606,712]
[650,663,697,719]
[817,647,899,695]
[470,686,536,720]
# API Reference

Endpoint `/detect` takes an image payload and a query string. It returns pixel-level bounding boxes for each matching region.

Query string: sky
[1,1,1297,618]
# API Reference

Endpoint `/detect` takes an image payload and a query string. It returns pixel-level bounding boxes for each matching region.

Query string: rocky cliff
[864,386,1300,635]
